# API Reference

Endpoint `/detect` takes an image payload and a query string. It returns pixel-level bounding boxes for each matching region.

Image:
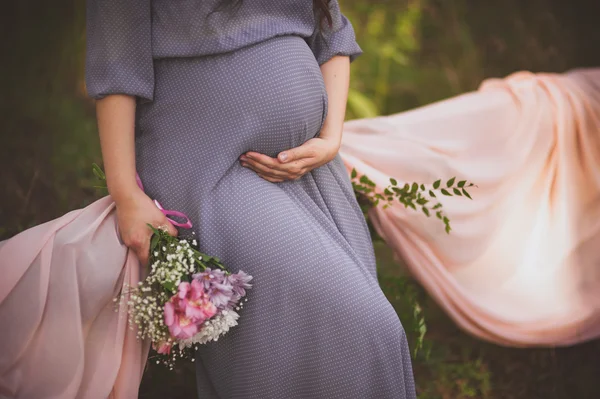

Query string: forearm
[318,55,351,148]
[95,94,142,204]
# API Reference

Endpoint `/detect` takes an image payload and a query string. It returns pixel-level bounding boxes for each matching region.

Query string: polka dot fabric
[85,0,363,104]
[85,2,416,399]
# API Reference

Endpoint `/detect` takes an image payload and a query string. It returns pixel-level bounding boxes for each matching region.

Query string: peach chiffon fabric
[3,67,600,398]
[0,196,150,398]
[339,67,600,347]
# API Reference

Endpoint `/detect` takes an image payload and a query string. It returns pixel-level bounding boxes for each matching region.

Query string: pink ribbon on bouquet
[135,173,193,229]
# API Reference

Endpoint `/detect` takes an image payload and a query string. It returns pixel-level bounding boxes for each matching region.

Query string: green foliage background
[2,0,600,397]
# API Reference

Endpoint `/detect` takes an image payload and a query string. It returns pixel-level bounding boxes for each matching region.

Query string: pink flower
[178,281,191,299]
[154,341,172,355]
[164,301,199,339]
[186,279,218,321]
[163,280,218,340]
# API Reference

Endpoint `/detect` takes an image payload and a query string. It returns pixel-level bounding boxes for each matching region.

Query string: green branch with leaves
[350,167,476,234]
[92,163,107,190]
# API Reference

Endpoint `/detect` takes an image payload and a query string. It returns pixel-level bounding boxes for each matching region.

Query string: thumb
[278,146,307,163]
[277,150,292,163]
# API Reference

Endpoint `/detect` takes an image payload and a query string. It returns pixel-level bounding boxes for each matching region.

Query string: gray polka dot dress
[85,1,416,398]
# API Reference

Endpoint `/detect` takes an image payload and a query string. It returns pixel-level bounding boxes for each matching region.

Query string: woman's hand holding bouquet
[93,165,254,369]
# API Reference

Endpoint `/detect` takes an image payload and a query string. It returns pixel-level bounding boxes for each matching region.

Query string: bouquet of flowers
[119,227,253,369]
[93,165,254,369]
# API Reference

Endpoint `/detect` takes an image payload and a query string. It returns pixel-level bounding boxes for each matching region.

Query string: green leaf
[433,180,441,189]
[411,182,419,193]
[92,163,106,180]
[436,211,443,219]
[420,184,426,191]
[162,281,176,293]
[445,225,451,234]
[462,188,472,199]
[351,168,357,179]
[441,189,451,196]
[429,190,436,198]
[453,188,462,196]
[446,177,456,187]
[458,180,467,188]
[417,198,428,205]
[422,207,430,217]
[390,177,397,186]
[432,203,443,209]
[146,223,160,235]
[150,234,159,252]
[384,188,392,195]
[92,169,103,180]
[359,175,369,184]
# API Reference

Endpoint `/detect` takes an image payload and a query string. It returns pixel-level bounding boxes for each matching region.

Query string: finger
[256,172,284,183]
[135,243,149,267]
[137,250,149,267]
[244,155,307,178]
[244,151,310,175]
[279,160,306,178]
[244,152,286,171]
[162,220,179,237]
[277,143,317,164]
[152,218,178,237]
[167,222,179,237]
[137,233,151,266]
[242,158,288,178]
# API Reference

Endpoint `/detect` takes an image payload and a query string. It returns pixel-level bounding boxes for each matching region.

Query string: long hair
[213,0,333,31]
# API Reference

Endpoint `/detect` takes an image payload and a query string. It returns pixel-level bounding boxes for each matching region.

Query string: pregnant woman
[86,0,416,397]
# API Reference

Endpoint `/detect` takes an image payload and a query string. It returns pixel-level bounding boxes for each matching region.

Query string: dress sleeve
[84,0,154,103]
[306,1,363,66]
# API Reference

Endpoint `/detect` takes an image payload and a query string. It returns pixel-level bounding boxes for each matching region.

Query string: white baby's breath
[177,310,240,349]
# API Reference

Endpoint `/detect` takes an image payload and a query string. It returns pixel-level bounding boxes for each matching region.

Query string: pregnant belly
[135,35,328,161]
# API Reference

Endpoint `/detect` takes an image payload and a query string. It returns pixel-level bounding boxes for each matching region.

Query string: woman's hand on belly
[239,55,351,183]
[239,136,340,182]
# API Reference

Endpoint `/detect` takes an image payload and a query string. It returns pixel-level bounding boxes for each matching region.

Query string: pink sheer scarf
[0,175,192,398]
[0,197,149,398]
[339,68,600,346]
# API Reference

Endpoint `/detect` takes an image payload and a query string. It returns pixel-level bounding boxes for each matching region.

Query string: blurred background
[2,0,600,397]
